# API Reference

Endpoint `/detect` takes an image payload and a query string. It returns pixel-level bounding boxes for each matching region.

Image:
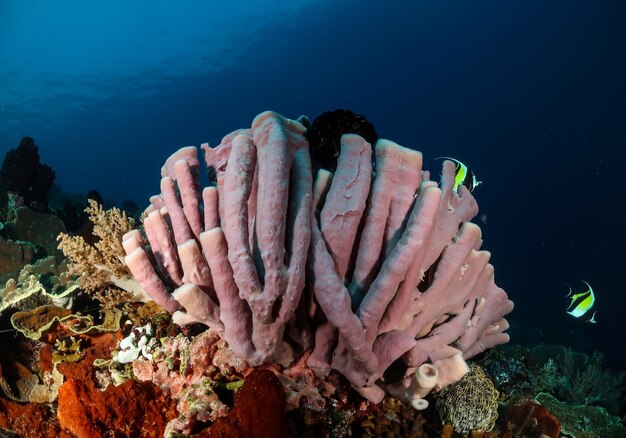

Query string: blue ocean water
[1,0,624,373]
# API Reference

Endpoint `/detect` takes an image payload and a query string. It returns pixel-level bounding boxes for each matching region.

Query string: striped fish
[435,157,482,192]
[566,280,597,323]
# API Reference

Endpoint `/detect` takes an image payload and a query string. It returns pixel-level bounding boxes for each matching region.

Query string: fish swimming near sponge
[435,157,482,192]
[565,280,597,323]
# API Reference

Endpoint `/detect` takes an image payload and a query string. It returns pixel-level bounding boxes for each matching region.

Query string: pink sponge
[123,110,513,406]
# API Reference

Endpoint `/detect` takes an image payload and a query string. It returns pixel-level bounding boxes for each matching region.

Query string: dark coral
[0,396,70,437]
[357,397,431,438]
[198,369,289,438]
[0,137,55,212]
[305,109,378,172]
[483,350,533,397]
[57,200,86,234]
[503,398,560,438]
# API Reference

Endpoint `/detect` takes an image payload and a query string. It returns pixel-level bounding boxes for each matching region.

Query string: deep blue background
[1,1,625,368]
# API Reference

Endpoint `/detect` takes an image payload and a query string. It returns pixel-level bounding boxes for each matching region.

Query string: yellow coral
[57,232,110,291]
[52,336,84,363]
[0,258,80,313]
[434,365,499,435]
[86,199,135,275]
[57,200,145,304]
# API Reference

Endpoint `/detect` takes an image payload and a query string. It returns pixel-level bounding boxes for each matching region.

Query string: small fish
[565,280,597,323]
[435,157,482,192]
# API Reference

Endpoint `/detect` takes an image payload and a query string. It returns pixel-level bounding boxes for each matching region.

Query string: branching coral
[554,348,625,414]
[57,199,149,305]
[534,358,568,395]
[524,345,625,415]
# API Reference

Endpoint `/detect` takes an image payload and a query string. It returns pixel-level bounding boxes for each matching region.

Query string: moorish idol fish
[435,157,482,192]
[565,280,597,323]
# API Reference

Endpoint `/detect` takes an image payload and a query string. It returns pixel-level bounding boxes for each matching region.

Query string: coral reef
[114,322,158,363]
[0,300,180,437]
[548,348,625,414]
[0,233,36,283]
[122,110,513,408]
[9,305,121,341]
[481,347,534,398]
[0,257,79,314]
[535,392,625,438]
[57,199,150,305]
[480,344,626,419]
[503,397,561,438]
[57,360,177,437]
[0,206,67,283]
[0,110,522,437]
[1,365,64,404]
[358,397,430,437]
[0,397,68,437]
[131,328,247,435]
[3,207,66,257]
[197,369,289,438]
[478,344,626,438]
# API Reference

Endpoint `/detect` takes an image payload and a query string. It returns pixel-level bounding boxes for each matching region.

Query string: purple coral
[123,110,513,406]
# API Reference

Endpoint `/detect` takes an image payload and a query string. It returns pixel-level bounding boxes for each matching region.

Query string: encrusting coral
[0,257,79,314]
[534,392,626,438]
[120,110,513,410]
[9,304,122,341]
[131,329,247,435]
[57,199,150,305]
